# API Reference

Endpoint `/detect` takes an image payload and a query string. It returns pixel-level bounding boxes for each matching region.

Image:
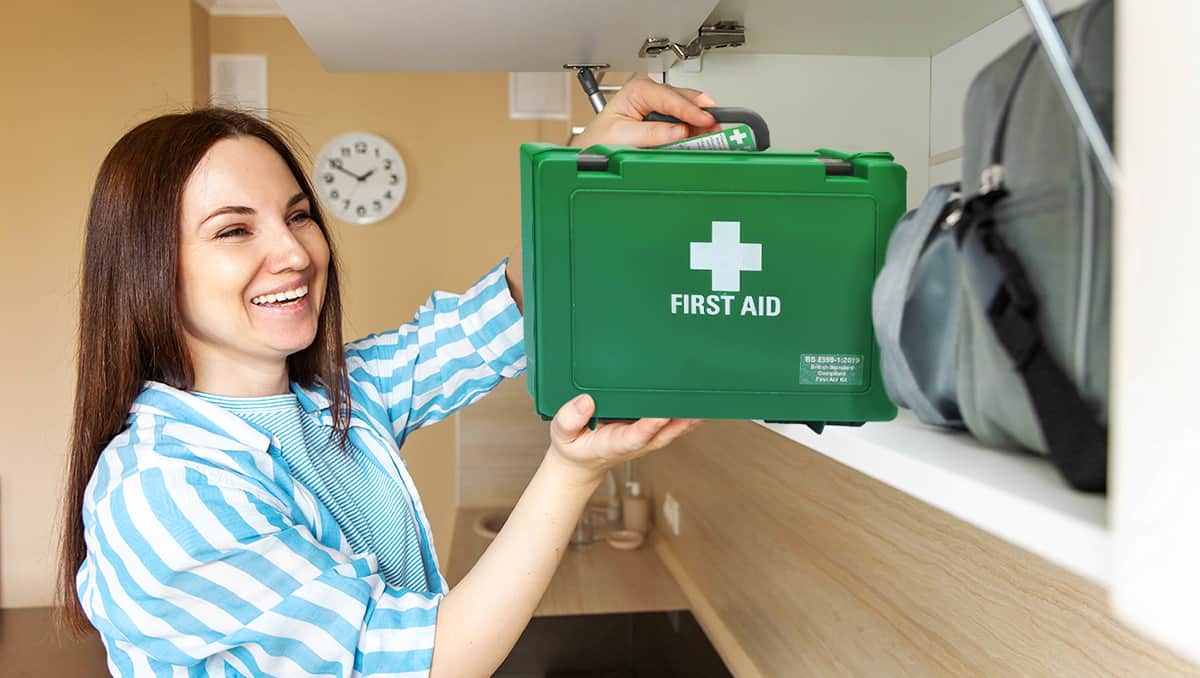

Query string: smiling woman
[57,107,355,629]
[176,136,332,397]
[56,76,711,678]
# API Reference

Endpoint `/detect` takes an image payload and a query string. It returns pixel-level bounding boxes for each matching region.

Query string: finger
[687,122,723,137]
[549,394,595,447]
[607,417,671,454]
[628,83,716,129]
[644,418,702,451]
[609,120,690,148]
[663,87,716,109]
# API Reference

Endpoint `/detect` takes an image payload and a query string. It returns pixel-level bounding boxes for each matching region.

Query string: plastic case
[520,142,905,426]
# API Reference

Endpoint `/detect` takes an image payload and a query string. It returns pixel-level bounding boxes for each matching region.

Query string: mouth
[250,284,309,308]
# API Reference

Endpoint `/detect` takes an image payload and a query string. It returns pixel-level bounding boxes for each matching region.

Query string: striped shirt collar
[130,381,274,453]
[292,380,331,415]
[131,381,385,454]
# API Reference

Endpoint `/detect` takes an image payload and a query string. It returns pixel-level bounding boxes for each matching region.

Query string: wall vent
[509,72,571,121]
[210,54,269,118]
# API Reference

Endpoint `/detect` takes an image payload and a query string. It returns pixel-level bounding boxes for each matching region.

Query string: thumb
[550,394,595,446]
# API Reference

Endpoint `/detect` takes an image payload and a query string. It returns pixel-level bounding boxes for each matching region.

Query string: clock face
[313,131,406,225]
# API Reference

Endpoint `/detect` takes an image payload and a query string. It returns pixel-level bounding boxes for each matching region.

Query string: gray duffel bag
[874,0,1113,492]
[872,183,965,429]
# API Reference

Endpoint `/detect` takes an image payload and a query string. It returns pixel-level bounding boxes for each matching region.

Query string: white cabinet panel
[1111,0,1200,664]
[669,53,930,209]
[275,0,717,72]
[707,0,1017,57]
[928,156,962,187]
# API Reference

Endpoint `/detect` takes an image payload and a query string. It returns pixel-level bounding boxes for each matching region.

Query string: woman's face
[177,136,330,384]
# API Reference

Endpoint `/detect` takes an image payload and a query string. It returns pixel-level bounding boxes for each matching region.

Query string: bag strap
[957,206,1108,491]
[955,3,1110,492]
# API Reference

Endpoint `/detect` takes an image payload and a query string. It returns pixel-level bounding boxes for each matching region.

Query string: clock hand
[358,169,376,182]
[330,159,361,182]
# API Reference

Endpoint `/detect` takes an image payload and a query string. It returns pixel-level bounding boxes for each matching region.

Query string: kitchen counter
[447,506,688,617]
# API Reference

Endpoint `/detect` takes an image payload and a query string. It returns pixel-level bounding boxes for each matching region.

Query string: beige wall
[0,0,197,608]
[191,2,211,104]
[0,1,568,609]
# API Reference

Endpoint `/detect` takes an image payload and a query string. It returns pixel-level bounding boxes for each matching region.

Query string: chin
[268,333,320,359]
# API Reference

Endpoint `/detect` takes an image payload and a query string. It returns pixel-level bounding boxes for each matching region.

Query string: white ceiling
[218,0,1024,71]
[274,0,719,72]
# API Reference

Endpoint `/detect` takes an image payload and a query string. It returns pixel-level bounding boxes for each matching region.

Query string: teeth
[252,285,308,306]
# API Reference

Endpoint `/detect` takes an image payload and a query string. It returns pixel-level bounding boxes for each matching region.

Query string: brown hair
[55,108,351,634]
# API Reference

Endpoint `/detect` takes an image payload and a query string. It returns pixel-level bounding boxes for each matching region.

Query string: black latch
[576,154,610,171]
[820,159,854,176]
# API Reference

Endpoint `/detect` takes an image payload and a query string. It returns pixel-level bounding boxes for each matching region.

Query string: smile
[250,284,309,306]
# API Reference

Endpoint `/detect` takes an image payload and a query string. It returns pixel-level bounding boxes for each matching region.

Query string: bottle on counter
[622,481,651,535]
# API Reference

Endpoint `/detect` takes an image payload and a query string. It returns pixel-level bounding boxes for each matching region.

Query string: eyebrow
[199,192,309,228]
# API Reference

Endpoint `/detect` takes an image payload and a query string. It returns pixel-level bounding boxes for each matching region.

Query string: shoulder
[85,384,286,512]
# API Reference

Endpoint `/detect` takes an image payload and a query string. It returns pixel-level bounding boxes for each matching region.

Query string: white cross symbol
[729,129,748,145]
[690,221,762,292]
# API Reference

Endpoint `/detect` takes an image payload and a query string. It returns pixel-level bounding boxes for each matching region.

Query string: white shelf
[757,410,1109,585]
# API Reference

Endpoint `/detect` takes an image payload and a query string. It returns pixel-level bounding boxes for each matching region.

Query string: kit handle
[644,107,771,150]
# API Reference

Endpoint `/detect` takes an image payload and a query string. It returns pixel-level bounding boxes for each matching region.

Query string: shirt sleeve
[78,458,442,678]
[343,259,526,445]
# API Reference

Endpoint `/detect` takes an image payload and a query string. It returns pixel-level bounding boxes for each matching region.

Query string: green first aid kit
[520,110,906,426]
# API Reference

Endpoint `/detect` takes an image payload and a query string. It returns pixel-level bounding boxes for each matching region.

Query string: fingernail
[574,394,592,413]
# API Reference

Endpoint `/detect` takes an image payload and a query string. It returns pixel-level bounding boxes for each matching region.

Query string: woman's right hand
[546,394,701,485]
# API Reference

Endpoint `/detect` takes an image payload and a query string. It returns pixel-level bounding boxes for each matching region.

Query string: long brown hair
[56,108,351,634]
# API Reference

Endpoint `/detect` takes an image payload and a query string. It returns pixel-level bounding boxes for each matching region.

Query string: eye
[288,211,314,225]
[216,226,249,239]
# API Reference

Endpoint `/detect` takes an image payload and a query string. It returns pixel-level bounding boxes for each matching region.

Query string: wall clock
[313,131,406,224]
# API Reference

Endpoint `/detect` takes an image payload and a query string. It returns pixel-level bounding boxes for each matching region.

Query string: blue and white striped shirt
[190,392,429,593]
[77,260,526,677]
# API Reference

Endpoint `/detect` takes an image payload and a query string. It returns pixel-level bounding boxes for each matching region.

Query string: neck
[188,346,290,397]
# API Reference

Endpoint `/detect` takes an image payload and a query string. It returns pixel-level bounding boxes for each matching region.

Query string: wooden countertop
[447,506,688,617]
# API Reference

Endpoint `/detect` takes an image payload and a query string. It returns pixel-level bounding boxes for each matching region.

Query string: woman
[56,77,719,677]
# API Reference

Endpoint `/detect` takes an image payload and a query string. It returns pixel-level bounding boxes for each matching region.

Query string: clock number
[343,199,350,211]
[328,158,342,168]
[373,200,383,212]
[322,173,334,184]
[389,174,399,185]
[356,205,367,218]
[354,141,368,154]
[340,147,351,158]
[384,190,393,200]
[374,147,380,158]
[329,189,340,200]
[383,159,393,171]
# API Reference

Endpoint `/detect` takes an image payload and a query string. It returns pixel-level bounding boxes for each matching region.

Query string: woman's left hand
[571,76,720,149]
[546,394,702,485]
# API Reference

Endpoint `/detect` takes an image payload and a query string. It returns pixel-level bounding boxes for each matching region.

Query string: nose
[264,220,312,274]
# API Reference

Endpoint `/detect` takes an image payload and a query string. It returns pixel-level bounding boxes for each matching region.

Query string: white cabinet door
[1111,0,1200,665]
[275,0,718,72]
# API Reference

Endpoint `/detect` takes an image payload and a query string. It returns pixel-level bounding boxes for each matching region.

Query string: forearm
[505,245,523,313]
[430,449,600,677]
